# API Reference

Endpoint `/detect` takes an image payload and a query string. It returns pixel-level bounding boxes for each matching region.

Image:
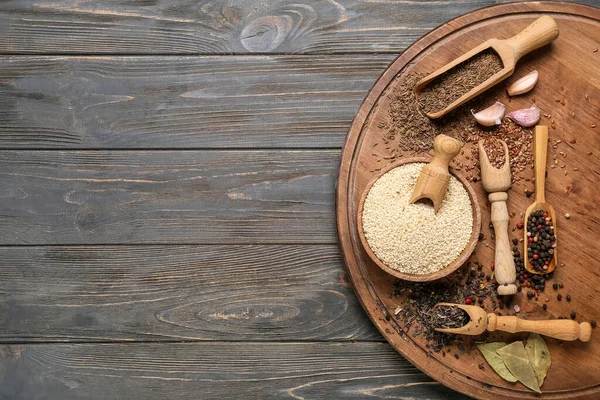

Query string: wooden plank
[0,150,339,245]
[0,342,467,399]
[0,245,381,342]
[3,0,598,55]
[0,55,392,149]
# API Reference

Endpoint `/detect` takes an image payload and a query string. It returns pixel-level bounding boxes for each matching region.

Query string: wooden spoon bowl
[356,157,481,282]
[524,203,557,274]
[524,126,557,275]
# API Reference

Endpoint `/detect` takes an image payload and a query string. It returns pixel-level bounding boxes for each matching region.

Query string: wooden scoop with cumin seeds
[433,303,592,342]
[524,125,557,275]
[415,15,559,119]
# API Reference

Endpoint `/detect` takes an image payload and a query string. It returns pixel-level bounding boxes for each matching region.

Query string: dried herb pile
[433,306,470,329]
[418,49,504,114]
[392,265,498,351]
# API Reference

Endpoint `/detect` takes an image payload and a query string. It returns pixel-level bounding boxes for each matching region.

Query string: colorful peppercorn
[526,210,556,273]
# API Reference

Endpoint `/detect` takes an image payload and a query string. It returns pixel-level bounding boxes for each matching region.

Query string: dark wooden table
[0,1,598,399]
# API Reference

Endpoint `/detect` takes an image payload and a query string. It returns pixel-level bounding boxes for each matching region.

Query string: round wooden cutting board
[336,2,600,399]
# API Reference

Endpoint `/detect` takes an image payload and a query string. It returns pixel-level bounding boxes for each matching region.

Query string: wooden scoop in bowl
[415,15,559,119]
[434,303,592,342]
[524,125,557,275]
[409,134,463,213]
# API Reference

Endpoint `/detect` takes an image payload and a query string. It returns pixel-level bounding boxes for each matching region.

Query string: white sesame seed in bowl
[357,158,481,282]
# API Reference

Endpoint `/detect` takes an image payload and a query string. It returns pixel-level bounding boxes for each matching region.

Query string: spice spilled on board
[418,49,504,115]
[433,305,471,329]
[379,73,533,184]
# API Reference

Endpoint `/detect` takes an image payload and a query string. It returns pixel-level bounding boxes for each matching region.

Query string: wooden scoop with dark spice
[434,303,592,341]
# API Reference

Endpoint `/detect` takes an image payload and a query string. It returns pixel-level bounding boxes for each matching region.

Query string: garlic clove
[471,101,505,126]
[507,70,538,96]
[506,104,541,127]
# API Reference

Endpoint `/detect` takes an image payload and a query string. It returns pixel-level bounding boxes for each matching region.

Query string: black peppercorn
[566,294,571,302]
[542,304,547,310]
[512,238,519,245]
[557,294,562,301]
[553,283,558,290]
[527,291,534,299]
[592,321,597,329]
[570,312,576,320]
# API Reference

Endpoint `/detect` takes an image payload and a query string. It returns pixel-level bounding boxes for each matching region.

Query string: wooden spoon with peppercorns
[524,125,558,275]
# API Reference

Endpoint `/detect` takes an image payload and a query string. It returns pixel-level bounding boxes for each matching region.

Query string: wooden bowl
[356,157,482,282]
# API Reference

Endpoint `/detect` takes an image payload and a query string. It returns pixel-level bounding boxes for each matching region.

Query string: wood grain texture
[0,245,381,342]
[0,55,392,149]
[1,0,597,55]
[337,3,600,399]
[0,150,339,245]
[0,342,468,400]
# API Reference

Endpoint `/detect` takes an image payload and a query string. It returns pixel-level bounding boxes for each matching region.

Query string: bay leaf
[497,341,541,393]
[477,342,517,382]
[525,333,551,386]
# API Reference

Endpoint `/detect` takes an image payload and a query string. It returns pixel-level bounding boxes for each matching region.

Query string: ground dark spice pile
[417,49,504,114]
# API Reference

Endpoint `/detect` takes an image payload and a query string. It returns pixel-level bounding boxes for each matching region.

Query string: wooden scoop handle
[488,314,592,342]
[506,16,559,62]
[489,192,517,295]
[421,134,462,179]
[409,135,462,212]
[533,125,549,203]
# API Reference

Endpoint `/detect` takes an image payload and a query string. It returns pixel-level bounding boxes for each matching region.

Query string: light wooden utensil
[415,15,559,119]
[434,303,592,342]
[409,134,463,213]
[479,139,517,296]
[524,125,557,275]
